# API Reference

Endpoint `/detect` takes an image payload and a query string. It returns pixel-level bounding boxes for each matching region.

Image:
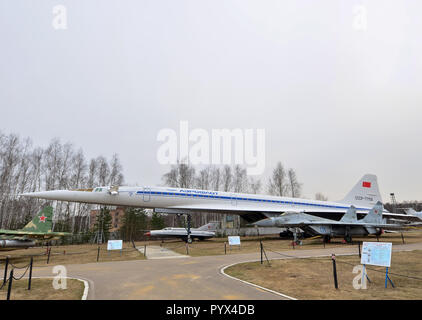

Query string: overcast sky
[1,1,421,202]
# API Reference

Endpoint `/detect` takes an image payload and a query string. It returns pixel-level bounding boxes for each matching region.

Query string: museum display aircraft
[145,222,218,243]
[253,201,407,243]
[21,174,418,226]
[0,206,71,250]
[404,208,422,219]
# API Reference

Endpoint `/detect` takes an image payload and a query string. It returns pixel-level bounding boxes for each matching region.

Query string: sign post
[228,236,241,251]
[107,240,123,257]
[361,242,394,288]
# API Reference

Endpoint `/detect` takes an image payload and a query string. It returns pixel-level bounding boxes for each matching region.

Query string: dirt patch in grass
[0,278,84,300]
[225,250,422,300]
[0,242,145,268]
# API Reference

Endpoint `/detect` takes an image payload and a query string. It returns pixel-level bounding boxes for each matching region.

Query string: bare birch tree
[267,162,287,196]
[287,168,302,198]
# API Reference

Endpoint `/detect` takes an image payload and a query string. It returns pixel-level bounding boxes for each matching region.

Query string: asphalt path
[28,242,422,300]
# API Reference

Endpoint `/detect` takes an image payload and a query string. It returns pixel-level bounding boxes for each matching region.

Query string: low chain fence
[0,257,34,300]
[257,240,422,292]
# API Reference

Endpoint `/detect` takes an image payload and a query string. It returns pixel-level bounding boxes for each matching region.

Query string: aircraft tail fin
[361,201,384,224]
[340,205,357,223]
[341,174,382,208]
[197,221,219,231]
[21,206,54,233]
[404,208,416,215]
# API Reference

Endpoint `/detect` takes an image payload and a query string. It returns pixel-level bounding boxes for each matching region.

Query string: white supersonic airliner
[21,174,417,224]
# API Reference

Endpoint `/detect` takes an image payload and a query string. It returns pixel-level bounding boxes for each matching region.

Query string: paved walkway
[136,245,189,259]
[29,242,422,300]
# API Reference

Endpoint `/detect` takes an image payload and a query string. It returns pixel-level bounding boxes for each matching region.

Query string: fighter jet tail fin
[404,208,416,215]
[340,205,358,223]
[341,174,382,208]
[197,221,219,231]
[361,201,384,224]
[21,206,54,233]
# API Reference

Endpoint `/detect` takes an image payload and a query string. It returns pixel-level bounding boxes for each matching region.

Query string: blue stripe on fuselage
[134,190,370,211]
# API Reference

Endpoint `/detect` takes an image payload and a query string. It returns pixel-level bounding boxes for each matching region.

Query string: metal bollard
[331,254,338,289]
[7,269,13,300]
[3,257,9,285]
[28,257,33,290]
[47,247,51,264]
[358,242,361,258]
[260,241,263,265]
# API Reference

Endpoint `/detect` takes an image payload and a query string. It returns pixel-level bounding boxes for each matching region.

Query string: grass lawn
[0,278,85,300]
[0,242,145,268]
[135,230,422,257]
[225,250,422,300]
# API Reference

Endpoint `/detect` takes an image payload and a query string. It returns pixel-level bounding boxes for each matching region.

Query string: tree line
[0,131,124,232]
[0,129,329,240]
[162,161,302,197]
[160,161,303,229]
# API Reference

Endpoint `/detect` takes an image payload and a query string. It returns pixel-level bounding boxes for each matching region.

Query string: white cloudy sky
[0,1,421,202]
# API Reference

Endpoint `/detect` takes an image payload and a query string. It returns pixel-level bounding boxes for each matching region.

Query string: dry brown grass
[225,250,422,300]
[0,242,145,267]
[0,278,84,300]
[135,230,422,257]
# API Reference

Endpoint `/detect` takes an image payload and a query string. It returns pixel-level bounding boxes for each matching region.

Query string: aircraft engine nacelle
[0,240,36,249]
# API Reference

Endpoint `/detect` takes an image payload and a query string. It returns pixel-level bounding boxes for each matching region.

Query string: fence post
[401,233,405,244]
[186,243,189,255]
[144,244,146,257]
[358,242,361,258]
[3,257,9,285]
[96,246,100,262]
[47,247,51,264]
[7,269,13,300]
[331,254,338,289]
[224,242,226,255]
[28,257,33,290]
[260,241,263,265]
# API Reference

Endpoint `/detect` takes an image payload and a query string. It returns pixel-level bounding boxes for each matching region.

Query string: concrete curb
[219,260,297,300]
[219,243,422,301]
[218,251,363,301]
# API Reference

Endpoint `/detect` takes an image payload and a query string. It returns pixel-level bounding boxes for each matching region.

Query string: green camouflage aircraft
[0,206,71,250]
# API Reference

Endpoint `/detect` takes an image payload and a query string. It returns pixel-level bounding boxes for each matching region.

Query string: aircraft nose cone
[144,232,151,237]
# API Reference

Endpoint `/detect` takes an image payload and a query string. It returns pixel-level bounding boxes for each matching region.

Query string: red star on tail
[39,214,47,223]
